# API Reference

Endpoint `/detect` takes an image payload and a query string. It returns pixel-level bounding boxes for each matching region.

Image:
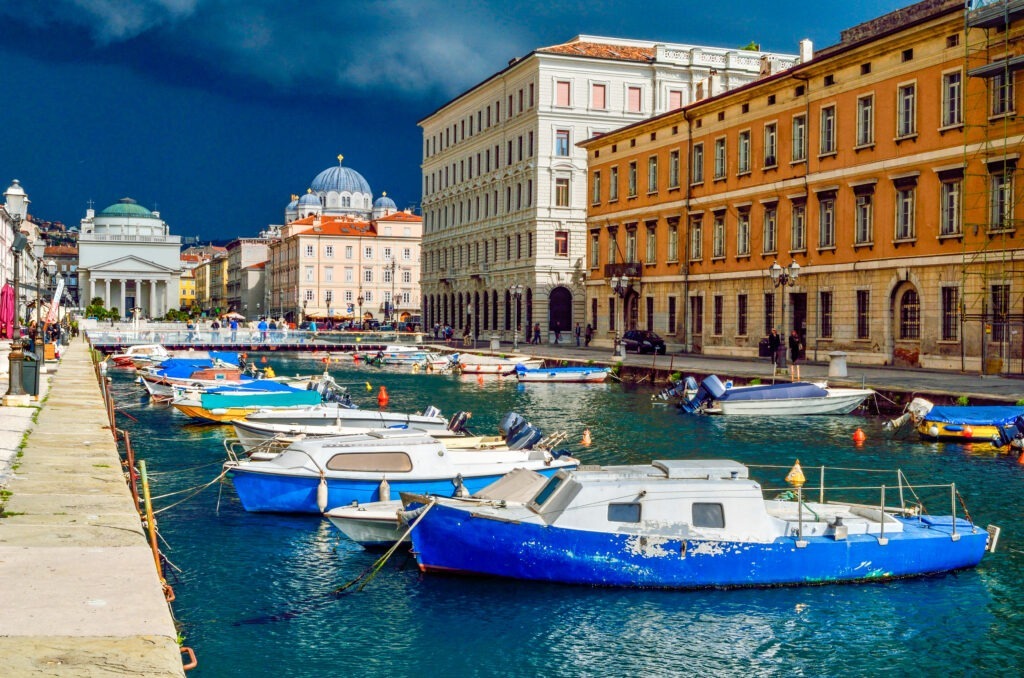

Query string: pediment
[86,255,178,274]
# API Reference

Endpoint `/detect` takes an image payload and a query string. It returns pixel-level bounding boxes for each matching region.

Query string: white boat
[679,375,874,416]
[109,343,171,367]
[457,352,544,375]
[239,402,451,433]
[515,364,611,383]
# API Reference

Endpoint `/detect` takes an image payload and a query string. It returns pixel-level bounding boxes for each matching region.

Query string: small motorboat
[137,354,248,398]
[171,374,353,423]
[458,353,543,375]
[109,343,171,368]
[403,459,999,589]
[515,364,611,383]
[678,375,874,415]
[886,396,1024,449]
[223,416,577,513]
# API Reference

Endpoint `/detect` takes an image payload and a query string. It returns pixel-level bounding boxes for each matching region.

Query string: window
[324,289,333,304]
[607,230,617,264]
[383,267,393,284]
[693,503,725,528]
[991,71,1014,116]
[646,223,657,263]
[820,291,833,338]
[555,129,570,156]
[992,284,1010,341]
[989,168,1014,231]
[897,83,916,137]
[383,247,393,260]
[304,289,315,302]
[942,286,959,341]
[900,289,920,340]
[713,295,723,335]
[856,95,874,146]
[609,167,619,201]
[690,296,703,335]
[345,290,353,302]
[714,138,727,179]
[857,290,870,339]
[305,244,314,257]
[760,207,774,254]
[940,177,962,236]
[764,293,775,335]
[325,245,334,258]
[764,123,777,166]
[668,297,677,334]
[555,231,569,257]
[669,90,683,109]
[855,194,873,244]
[647,156,658,193]
[364,268,373,283]
[402,271,411,283]
[627,86,642,113]
[345,267,354,282]
[667,220,679,261]
[592,171,601,204]
[305,265,314,282]
[608,297,616,331]
[689,216,703,261]
[625,228,637,262]
[590,232,599,268]
[403,247,411,260]
[738,130,751,173]
[818,194,836,248]
[325,267,334,282]
[365,246,373,259]
[737,294,747,336]
[819,106,836,154]
[608,503,641,523]
[943,71,963,127]
[895,185,916,240]
[792,114,807,161]
[555,177,570,207]
[669,150,680,188]
[363,290,373,303]
[692,143,705,184]
[712,214,726,258]
[627,162,637,197]
[791,202,806,251]
[591,83,607,109]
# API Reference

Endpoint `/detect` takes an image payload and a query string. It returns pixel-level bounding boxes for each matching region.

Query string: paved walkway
[433,339,1024,404]
[0,341,184,677]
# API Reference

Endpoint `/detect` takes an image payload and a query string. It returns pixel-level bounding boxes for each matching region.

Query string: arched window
[900,289,920,339]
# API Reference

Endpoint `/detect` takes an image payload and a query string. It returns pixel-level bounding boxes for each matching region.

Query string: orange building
[582,0,1024,372]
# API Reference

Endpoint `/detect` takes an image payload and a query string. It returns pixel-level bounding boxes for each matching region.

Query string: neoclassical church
[77,198,182,317]
[284,155,399,224]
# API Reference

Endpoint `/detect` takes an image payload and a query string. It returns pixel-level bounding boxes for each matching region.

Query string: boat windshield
[530,475,563,508]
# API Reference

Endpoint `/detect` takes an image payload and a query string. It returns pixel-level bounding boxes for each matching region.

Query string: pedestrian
[532,322,541,345]
[257,317,269,343]
[211,319,220,342]
[433,322,440,340]
[229,318,238,342]
[553,321,561,344]
[768,328,784,372]
[574,322,581,346]
[584,323,593,347]
[788,330,803,381]
[186,320,195,343]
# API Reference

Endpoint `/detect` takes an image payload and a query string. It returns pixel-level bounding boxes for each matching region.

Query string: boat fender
[963,425,974,438]
[929,425,940,438]
[211,408,228,416]
[378,478,391,502]
[397,504,429,525]
[452,474,469,498]
[316,475,328,513]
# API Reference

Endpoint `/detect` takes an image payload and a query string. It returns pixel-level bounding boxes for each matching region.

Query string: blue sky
[2,0,910,241]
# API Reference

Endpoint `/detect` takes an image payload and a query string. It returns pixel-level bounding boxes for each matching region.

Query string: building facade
[419,35,800,343]
[225,238,272,319]
[582,0,1024,373]
[77,198,181,318]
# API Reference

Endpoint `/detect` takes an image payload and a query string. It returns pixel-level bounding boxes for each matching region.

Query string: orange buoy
[377,385,389,408]
[1017,451,1024,465]
[477,374,484,385]
[353,353,360,362]
[852,428,866,444]
[582,429,592,446]
[261,356,267,363]
[963,425,974,438]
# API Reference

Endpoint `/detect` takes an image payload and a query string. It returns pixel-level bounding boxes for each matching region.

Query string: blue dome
[311,156,371,195]
[374,194,397,210]
[286,195,298,210]
[298,192,321,207]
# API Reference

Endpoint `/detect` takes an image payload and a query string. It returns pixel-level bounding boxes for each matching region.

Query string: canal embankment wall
[0,340,185,677]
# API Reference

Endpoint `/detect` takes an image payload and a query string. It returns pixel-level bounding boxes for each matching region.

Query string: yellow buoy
[785,460,806,487]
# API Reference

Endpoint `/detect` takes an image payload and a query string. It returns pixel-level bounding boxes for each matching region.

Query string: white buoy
[316,476,328,512]
[379,477,391,502]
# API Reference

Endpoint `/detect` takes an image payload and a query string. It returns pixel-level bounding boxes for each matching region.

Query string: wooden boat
[679,375,873,415]
[403,460,998,589]
[886,397,1024,447]
[223,426,578,514]
[109,343,171,367]
[457,353,543,375]
[515,364,610,383]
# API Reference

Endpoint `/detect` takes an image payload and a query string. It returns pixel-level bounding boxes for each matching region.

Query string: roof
[288,215,377,237]
[245,262,267,270]
[98,197,154,218]
[537,40,653,62]
[375,210,422,223]
[44,245,78,257]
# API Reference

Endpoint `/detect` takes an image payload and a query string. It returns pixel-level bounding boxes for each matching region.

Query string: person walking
[229,318,238,343]
[574,322,581,346]
[584,323,593,347]
[768,328,783,373]
[532,322,541,345]
[788,330,803,381]
[553,321,561,344]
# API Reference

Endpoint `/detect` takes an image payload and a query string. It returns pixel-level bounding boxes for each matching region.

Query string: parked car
[622,330,667,354]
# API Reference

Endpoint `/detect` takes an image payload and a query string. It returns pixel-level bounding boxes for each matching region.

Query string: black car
[622,330,667,354]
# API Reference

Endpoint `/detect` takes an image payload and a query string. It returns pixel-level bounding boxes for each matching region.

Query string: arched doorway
[548,286,573,336]
[890,282,921,366]
[625,290,640,331]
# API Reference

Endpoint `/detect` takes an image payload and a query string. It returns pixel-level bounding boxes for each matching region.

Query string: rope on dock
[152,468,231,512]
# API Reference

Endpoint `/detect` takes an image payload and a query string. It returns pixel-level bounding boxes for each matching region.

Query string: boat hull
[715,389,873,415]
[516,368,610,383]
[411,504,988,588]
[228,466,567,514]
[326,501,406,548]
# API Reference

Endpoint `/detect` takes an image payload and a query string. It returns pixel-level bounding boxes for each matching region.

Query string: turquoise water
[108,359,1024,676]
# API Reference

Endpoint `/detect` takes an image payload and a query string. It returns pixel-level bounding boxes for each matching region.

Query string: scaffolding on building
[961,0,1024,375]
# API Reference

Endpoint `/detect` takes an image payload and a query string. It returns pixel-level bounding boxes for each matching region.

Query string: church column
[150,280,158,318]
[89,276,96,305]
[120,279,127,315]
[104,278,111,307]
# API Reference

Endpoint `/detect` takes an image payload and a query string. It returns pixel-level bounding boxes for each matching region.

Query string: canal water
[109,358,1023,676]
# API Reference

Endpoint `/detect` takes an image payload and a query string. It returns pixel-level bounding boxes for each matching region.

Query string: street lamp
[466,304,474,349]
[768,260,800,333]
[509,283,523,350]
[609,275,631,358]
[4,231,30,400]
[357,293,364,329]
[36,259,56,351]
[387,259,396,323]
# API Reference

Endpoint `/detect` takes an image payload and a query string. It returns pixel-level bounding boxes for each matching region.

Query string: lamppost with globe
[509,283,523,350]
[609,274,631,358]
[768,260,800,370]
[357,293,364,330]
[3,179,30,401]
[35,258,56,353]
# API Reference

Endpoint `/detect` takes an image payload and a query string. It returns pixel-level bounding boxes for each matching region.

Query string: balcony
[603,262,643,279]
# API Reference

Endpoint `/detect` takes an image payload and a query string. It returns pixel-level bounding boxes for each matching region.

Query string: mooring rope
[152,468,231,512]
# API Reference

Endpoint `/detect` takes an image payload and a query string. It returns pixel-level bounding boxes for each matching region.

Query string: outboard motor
[448,411,471,433]
[499,411,527,438]
[507,423,543,450]
[994,414,1024,450]
[423,405,442,419]
[678,375,726,414]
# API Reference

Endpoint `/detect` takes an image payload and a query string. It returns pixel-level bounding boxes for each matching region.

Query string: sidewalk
[0,341,184,677]
[440,339,1024,404]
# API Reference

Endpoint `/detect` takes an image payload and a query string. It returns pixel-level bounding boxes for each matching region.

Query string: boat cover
[719,382,828,402]
[200,390,321,409]
[152,358,216,378]
[924,406,1024,426]
[206,380,299,393]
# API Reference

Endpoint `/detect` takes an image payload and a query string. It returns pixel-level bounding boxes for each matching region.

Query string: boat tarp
[153,358,216,378]
[719,382,828,402]
[924,406,1024,427]
[200,390,321,410]
[207,379,299,393]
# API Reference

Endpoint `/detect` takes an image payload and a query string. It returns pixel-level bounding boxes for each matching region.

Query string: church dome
[297,191,321,207]
[285,194,298,211]
[99,197,154,218]
[374,193,397,210]
[311,155,371,195]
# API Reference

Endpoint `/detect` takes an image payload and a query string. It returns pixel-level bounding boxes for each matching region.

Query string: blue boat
[515,364,611,383]
[405,460,997,589]
[224,421,578,514]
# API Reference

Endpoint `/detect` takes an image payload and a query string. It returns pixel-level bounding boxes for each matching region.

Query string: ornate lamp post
[509,283,523,350]
[768,260,800,335]
[35,259,55,352]
[357,293,364,329]
[466,304,474,349]
[387,259,396,324]
[609,275,631,358]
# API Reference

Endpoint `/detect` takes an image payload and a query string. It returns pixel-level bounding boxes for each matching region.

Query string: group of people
[768,328,804,380]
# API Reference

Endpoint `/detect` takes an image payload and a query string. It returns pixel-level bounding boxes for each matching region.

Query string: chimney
[799,39,813,63]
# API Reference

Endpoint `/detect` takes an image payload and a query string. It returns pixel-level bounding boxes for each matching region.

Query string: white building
[78,198,182,318]
[419,35,799,342]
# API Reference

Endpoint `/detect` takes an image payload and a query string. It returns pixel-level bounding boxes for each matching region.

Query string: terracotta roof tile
[538,41,654,62]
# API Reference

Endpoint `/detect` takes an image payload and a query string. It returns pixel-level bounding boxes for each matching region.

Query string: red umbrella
[0,283,14,339]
